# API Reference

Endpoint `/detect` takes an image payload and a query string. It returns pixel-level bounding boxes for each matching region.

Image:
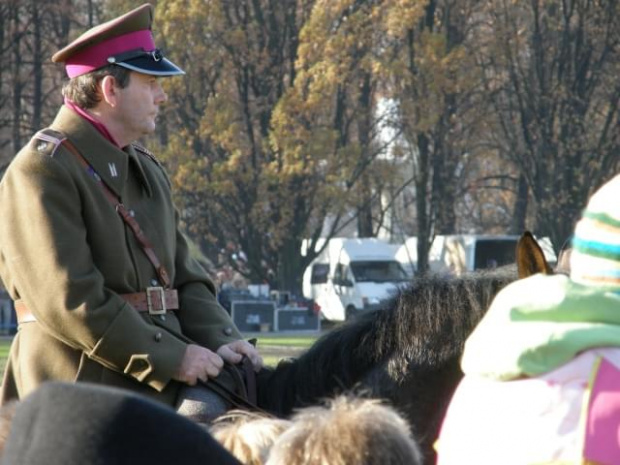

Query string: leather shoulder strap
[58,136,171,288]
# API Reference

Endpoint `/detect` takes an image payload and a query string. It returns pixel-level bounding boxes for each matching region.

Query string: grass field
[244,332,321,367]
[0,338,10,375]
[249,334,319,348]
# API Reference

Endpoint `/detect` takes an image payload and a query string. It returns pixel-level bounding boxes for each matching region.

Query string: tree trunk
[356,72,375,238]
[11,4,23,154]
[510,174,528,234]
[32,1,42,132]
[415,132,432,274]
[276,237,304,295]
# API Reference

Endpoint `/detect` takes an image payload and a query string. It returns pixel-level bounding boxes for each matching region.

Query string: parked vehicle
[396,234,557,276]
[302,238,408,321]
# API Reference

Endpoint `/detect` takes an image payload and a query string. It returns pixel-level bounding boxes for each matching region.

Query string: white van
[302,238,409,321]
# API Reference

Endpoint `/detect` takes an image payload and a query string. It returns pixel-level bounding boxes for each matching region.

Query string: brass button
[154,332,162,342]
[223,327,233,336]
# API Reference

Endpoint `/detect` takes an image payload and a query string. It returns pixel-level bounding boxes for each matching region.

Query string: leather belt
[14,288,179,324]
[122,287,179,314]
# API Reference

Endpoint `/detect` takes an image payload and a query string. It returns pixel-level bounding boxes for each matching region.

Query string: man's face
[113,72,167,140]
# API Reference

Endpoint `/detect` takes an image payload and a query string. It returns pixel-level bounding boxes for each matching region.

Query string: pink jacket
[437,348,620,465]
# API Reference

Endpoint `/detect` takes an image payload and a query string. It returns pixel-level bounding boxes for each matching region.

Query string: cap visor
[115,56,185,76]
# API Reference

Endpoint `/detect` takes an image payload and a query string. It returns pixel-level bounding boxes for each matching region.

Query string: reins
[196,356,267,415]
[161,317,265,414]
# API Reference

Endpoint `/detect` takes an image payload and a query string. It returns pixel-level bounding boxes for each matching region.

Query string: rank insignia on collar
[109,162,118,177]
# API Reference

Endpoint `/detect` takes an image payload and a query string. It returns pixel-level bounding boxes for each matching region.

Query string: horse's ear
[516,231,554,278]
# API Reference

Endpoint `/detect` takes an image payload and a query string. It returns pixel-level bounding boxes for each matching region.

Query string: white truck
[396,234,557,276]
[302,238,409,321]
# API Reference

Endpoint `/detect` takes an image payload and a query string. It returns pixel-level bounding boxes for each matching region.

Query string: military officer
[0,3,262,415]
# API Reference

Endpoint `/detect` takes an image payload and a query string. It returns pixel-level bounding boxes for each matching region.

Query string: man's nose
[156,83,168,104]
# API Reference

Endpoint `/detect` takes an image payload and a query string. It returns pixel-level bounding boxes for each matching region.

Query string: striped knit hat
[570,174,620,288]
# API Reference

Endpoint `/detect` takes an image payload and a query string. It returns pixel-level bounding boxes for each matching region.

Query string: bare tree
[475,0,620,248]
[0,0,98,170]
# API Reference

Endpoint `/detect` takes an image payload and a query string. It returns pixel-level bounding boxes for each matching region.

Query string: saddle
[175,354,262,424]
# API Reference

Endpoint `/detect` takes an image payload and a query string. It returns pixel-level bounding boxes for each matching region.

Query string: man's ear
[100,75,119,107]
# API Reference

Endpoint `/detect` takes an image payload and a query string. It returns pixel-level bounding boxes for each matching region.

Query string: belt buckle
[146,287,166,315]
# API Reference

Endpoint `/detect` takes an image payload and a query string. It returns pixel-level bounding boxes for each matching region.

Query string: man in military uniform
[0,3,262,417]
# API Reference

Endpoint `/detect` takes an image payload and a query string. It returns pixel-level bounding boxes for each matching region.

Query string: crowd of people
[0,383,422,465]
[210,396,422,465]
[0,0,619,463]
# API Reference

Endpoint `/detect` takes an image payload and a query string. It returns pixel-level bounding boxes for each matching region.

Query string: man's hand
[174,344,224,386]
[217,340,264,372]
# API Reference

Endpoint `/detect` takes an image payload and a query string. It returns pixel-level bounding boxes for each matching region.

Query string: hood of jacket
[461,273,620,380]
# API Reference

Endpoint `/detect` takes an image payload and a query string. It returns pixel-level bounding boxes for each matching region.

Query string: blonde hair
[266,396,422,465]
[0,400,19,455]
[210,410,292,465]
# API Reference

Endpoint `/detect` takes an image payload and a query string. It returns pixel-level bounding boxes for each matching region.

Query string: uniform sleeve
[0,149,187,391]
[171,209,243,349]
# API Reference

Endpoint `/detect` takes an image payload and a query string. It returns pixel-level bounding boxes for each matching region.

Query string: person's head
[266,395,422,465]
[570,174,620,289]
[1,382,241,465]
[52,4,184,144]
[210,410,293,465]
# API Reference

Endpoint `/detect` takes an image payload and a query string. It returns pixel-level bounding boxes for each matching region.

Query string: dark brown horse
[254,231,555,464]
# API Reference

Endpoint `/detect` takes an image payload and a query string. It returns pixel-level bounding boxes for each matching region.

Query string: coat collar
[51,106,152,197]
[126,144,154,197]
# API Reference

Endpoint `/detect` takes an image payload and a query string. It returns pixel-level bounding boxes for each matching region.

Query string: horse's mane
[387,270,514,377]
[257,303,393,415]
[257,270,515,416]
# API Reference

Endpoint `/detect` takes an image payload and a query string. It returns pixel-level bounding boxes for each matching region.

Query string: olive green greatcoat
[0,106,242,406]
